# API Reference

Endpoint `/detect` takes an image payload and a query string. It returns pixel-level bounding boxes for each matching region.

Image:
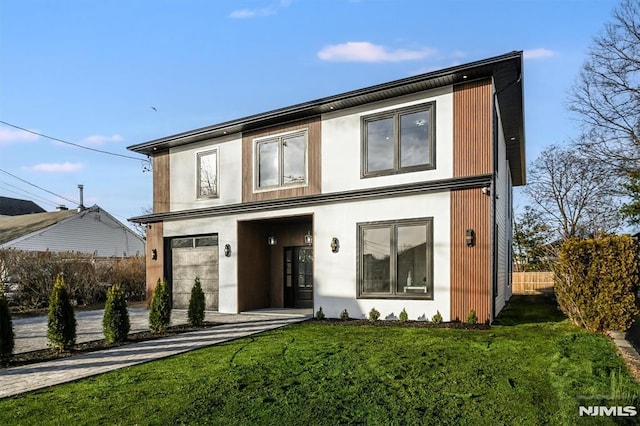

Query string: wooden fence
[512,271,554,295]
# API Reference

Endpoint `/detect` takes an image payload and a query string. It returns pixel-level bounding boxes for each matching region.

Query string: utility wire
[0,180,61,208]
[0,120,144,161]
[0,168,79,206]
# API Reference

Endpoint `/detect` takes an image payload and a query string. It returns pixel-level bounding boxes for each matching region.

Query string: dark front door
[284,247,313,309]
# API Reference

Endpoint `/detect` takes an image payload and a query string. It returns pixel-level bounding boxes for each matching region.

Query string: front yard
[0,296,638,425]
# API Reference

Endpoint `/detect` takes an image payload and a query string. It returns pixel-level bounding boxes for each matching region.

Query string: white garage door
[171,235,219,310]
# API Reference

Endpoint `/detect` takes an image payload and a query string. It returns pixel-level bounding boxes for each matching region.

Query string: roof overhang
[127,51,525,185]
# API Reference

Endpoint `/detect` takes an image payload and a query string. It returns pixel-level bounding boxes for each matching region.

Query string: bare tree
[568,0,640,171]
[524,144,622,240]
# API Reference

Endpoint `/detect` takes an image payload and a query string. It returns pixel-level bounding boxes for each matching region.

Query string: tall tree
[513,206,552,272]
[524,144,622,240]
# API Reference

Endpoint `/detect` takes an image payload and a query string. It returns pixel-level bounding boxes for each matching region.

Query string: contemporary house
[128,51,525,322]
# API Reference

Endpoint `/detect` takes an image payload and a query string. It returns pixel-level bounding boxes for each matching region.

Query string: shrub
[554,235,640,332]
[149,279,171,333]
[315,307,325,320]
[399,308,409,323]
[432,311,443,324]
[368,307,380,323]
[103,285,130,344]
[466,309,478,325]
[0,289,14,365]
[340,309,350,321]
[47,275,77,351]
[187,278,206,327]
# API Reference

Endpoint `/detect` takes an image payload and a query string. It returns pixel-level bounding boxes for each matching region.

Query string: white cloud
[229,0,291,18]
[80,134,123,146]
[25,162,84,173]
[317,42,436,63]
[524,48,556,60]
[0,128,39,146]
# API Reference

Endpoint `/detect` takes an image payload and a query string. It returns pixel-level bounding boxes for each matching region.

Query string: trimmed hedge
[103,285,130,344]
[47,275,77,351]
[554,235,640,332]
[187,278,205,327]
[149,279,171,333]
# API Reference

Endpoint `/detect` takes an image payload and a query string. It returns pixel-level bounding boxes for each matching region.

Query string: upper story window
[255,130,308,190]
[197,149,219,199]
[361,102,435,177]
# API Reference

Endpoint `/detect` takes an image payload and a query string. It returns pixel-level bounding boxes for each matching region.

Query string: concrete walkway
[1,310,310,399]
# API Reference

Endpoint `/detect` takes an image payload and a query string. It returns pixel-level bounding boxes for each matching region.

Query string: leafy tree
[513,206,552,271]
[47,274,77,351]
[187,278,205,327]
[0,288,14,365]
[149,279,171,333]
[103,285,130,344]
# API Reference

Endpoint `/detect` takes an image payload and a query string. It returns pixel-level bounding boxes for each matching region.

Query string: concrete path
[2,311,309,399]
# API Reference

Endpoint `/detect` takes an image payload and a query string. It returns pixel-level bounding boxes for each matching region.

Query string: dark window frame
[361,102,436,178]
[254,129,309,191]
[357,217,434,300]
[196,148,220,199]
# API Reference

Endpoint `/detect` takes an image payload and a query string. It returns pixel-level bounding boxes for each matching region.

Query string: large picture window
[197,149,219,199]
[358,218,433,299]
[362,102,435,177]
[255,130,308,190]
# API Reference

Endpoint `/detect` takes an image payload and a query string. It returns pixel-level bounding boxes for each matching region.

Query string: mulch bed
[310,318,490,329]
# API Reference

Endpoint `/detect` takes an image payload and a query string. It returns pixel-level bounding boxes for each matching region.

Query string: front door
[284,247,313,308]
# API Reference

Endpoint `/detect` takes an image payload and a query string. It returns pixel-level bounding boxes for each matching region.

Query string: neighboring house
[0,206,145,257]
[128,51,525,322]
[0,196,46,216]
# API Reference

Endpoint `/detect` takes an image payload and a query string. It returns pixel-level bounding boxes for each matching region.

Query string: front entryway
[284,247,313,309]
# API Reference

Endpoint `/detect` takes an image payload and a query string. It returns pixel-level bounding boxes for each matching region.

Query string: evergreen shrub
[368,307,380,323]
[47,274,77,351]
[432,311,443,324]
[149,279,171,333]
[103,285,130,343]
[467,309,478,325]
[187,278,205,327]
[399,308,409,323]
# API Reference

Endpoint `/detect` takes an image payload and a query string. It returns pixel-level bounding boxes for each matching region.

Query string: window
[171,235,219,249]
[362,103,435,177]
[197,149,219,198]
[358,218,433,299]
[255,130,307,190]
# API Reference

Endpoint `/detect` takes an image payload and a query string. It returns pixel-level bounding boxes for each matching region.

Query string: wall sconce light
[151,248,158,260]
[267,236,277,246]
[224,244,231,257]
[465,229,475,247]
[481,186,491,196]
[330,237,340,253]
[304,231,313,246]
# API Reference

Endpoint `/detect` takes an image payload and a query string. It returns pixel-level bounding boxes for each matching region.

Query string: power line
[0,120,145,161]
[0,168,79,206]
[0,180,61,208]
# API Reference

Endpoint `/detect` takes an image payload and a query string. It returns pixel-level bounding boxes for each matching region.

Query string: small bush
[47,275,77,351]
[466,309,478,325]
[554,235,640,332]
[432,311,443,324]
[0,289,14,365]
[399,308,409,323]
[103,285,130,344]
[368,307,380,323]
[315,307,325,320]
[340,309,350,321]
[187,278,206,327]
[149,279,171,333]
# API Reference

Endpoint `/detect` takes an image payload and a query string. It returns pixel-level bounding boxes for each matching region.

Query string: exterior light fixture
[151,248,158,260]
[304,231,313,246]
[481,186,491,196]
[224,244,231,257]
[465,229,475,247]
[330,237,340,253]
[267,236,277,246]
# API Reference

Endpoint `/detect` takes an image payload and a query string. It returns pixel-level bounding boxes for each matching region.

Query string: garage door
[171,235,219,310]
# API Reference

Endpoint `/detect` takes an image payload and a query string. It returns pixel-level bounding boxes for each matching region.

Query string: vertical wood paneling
[453,79,493,178]
[237,221,271,312]
[242,117,321,202]
[153,152,170,213]
[450,188,491,322]
[145,222,164,305]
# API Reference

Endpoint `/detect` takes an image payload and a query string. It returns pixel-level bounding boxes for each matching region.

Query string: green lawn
[1,296,639,425]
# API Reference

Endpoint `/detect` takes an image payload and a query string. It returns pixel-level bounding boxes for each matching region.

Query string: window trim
[361,102,436,178]
[357,217,434,300]
[253,129,309,192]
[196,148,220,199]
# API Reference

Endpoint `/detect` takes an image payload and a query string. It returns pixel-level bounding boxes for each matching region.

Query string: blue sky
[0,0,619,225]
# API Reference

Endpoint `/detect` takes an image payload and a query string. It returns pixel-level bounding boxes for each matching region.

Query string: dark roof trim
[127,52,524,185]
[130,174,492,224]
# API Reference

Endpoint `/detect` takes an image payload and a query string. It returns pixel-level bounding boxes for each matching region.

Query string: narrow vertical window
[197,149,219,198]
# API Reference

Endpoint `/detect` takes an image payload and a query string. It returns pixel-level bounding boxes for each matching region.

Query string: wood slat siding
[453,79,493,178]
[450,79,493,323]
[153,152,170,213]
[145,222,164,304]
[512,272,554,295]
[242,117,321,203]
[237,221,271,312]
